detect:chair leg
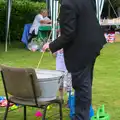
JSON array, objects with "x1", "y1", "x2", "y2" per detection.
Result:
[
  {"x1": 42, "y1": 105, "x2": 48, "y2": 120},
  {"x1": 42, "y1": 101, "x2": 63, "y2": 120},
  {"x1": 24, "y1": 106, "x2": 27, "y2": 120},
  {"x1": 3, "y1": 101, "x2": 10, "y2": 120},
  {"x1": 59, "y1": 101, "x2": 63, "y2": 120}
]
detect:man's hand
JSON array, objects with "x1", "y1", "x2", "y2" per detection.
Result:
[{"x1": 42, "y1": 43, "x2": 50, "y2": 52}]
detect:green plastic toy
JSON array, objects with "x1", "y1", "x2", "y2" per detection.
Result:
[
  {"x1": 91, "y1": 105, "x2": 110, "y2": 120},
  {"x1": 9, "y1": 105, "x2": 18, "y2": 110}
]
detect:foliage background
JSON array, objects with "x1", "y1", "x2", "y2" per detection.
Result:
[{"x1": 0, "y1": 0, "x2": 46, "y2": 42}]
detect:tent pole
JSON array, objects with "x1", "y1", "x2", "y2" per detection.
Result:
[
  {"x1": 46, "y1": 0, "x2": 50, "y2": 17},
  {"x1": 96, "y1": 0, "x2": 98, "y2": 19},
  {"x1": 52, "y1": 0, "x2": 59, "y2": 41},
  {"x1": 96, "y1": 0, "x2": 104, "y2": 22},
  {"x1": 50, "y1": 0, "x2": 53, "y2": 19},
  {"x1": 52, "y1": 0, "x2": 56, "y2": 41},
  {"x1": 5, "y1": 0, "x2": 12, "y2": 52},
  {"x1": 100, "y1": 0, "x2": 105, "y2": 18}
]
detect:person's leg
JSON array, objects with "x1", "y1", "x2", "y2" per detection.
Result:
[
  {"x1": 28, "y1": 30, "x2": 36, "y2": 43},
  {"x1": 90, "y1": 58, "x2": 96, "y2": 85},
  {"x1": 71, "y1": 59, "x2": 96, "y2": 120},
  {"x1": 64, "y1": 72, "x2": 72, "y2": 92},
  {"x1": 64, "y1": 72, "x2": 72, "y2": 107},
  {"x1": 28, "y1": 34, "x2": 33, "y2": 43}
]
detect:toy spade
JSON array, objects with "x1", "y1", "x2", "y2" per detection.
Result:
[{"x1": 91, "y1": 105, "x2": 110, "y2": 120}]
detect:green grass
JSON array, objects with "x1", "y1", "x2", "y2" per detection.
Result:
[{"x1": 0, "y1": 42, "x2": 120, "y2": 119}]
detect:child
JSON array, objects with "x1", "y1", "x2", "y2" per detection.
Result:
[{"x1": 55, "y1": 49, "x2": 72, "y2": 103}]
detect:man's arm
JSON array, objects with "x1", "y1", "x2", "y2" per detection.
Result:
[{"x1": 49, "y1": 5, "x2": 77, "y2": 53}]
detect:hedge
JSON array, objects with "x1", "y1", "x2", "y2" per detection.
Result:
[{"x1": 0, "y1": 0, "x2": 46, "y2": 42}]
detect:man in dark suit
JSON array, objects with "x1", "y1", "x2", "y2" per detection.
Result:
[{"x1": 43, "y1": 0, "x2": 106, "y2": 119}]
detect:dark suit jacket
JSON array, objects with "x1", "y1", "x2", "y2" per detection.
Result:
[{"x1": 49, "y1": 0, "x2": 106, "y2": 72}]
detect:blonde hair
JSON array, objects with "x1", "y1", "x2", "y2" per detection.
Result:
[{"x1": 40, "y1": 9, "x2": 48, "y2": 14}]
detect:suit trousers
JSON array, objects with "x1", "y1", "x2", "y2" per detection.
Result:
[{"x1": 71, "y1": 58, "x2": 96, "y2": 120}]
